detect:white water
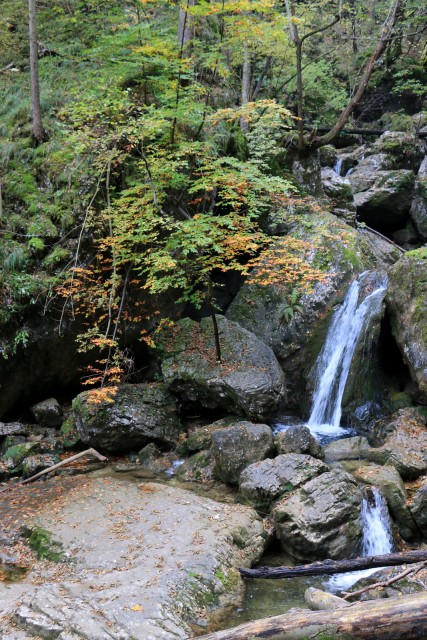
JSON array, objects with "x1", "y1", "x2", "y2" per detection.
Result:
[
  {"x1": 307, "y1": 272, "x2": 387, "y2": 438},
  {"x1": 327, "y1": 487, "x2": 393, "y2": 592},
  {"x1": 333, "y1": 158, "x2": 343, "y2": 175}
]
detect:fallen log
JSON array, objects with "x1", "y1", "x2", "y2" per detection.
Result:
[
  {"x1": 198, "y1": 591, "x2": 427, "y2": 640},
  {"x1": 239, "y1": 550, "x2": 427, "y2": 579}
]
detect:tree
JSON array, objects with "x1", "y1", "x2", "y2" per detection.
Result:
[{"x1": 28, "y1": 0, "x2": 45, "y2": 143}]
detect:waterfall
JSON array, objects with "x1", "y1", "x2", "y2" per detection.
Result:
[
  {"x1": 328, "y1": 487, "x2": 393, "y2": 592},
  {"x1": 307, "y1": 272, "x2": 387, "y2": 437},
  {"x1": 333, "y1": 158, "x2": 343, "y2": 175}
]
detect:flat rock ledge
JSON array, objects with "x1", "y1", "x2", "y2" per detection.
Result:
[{"x1": 0, "y1": 478, "x2": 266, "y2": 640}]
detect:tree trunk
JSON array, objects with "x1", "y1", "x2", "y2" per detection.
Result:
[
  {"x1": 239, "y1": 45, "x2": 251, "y2": 131},
  {"x1": 178, "y1": 0, "x2": 195, "y2": 53},
  {"x1": 28, "y1": 0, "x2": 45, "y2": 143},
  {"x1": 198, "y1": 591, "x2": 427, "y2": 640},
  {"x1": 239, "y1": 550, "x2": 427, "y2": 579}
]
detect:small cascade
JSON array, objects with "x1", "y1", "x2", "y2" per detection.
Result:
[
  {"x1": 333, "y1": 157, "x2": 343, "y2": 175},
  {"x1": 328, "y1": 487, "x2": 393, "y2": 592},
  {"x1": 307, "y1": 271, "x2": 387, "y2": 438}
]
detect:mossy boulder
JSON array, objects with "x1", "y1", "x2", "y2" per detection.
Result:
[
  {"x1": 387, "y1": 250, "x2": 427, "y2": 401},
  {"x1": 238, "y1": 453, "x2": 329, "y2": 511},
  {"x1": 72, "y1": 382, "x2": 182, "y2": 454},
  {"x1": 161, "y1": 315, "x2": 285, "y2": 420},
  {"x1": 227, "y1": 211, "x2": 397, "y2": 407},
  {"x1": 272, "y1": 469, "x2": 363, "y2": 561},
  {"x1": 1, "y1": 441, "x2": 39, "y2": 474},
  {"x1": 370, "y1": 132, "x2": 425, "y2": 171}
]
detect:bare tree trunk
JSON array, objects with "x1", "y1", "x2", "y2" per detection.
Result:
[
  {"x1": 239, "y1": 45, "x2": 251, "y2": 130},
  {"x1": 28, "y1": 0, "x2": 45, "y2": 143},
  {"x1": 178, "y1": 0, "x2": 195, "y2": 53}
]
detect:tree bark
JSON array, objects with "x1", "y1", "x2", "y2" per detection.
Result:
[
  {"x1": 28, "y1": 0, "x2": 45, "y2": 143},
  {"x1": 239, "y1": 550, "x2": 427, "y2": 579},
  {"x1": 198, "y1": 591, "x2": 427, "y2": 640},
  {"x1": 239, "y1": 45, "x2": 251, "y2": 131},
  {"x1": 178, "y1": 0, "x2": 195, "y2": 53}
]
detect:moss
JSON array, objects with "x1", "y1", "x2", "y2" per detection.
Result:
[
  {"x1": 59, "y1": 416, "x2": 80, "y2": 449},
  {"x1": 214, "y1": 567, "x2": 240, "y2": 592},
  {"x1": 405, "y1": 247, "x2": 427, "y2": 261},
  {"x1": 389, "y1": 392, "x2": 414, "y2": 412},
  {"x1": 1, "y1": 442, "x2": 36, "y2": 465},
  {"x1": 26, "y1": 527, "x2": 64, "y2": 562}
]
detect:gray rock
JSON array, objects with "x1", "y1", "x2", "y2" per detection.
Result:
[
  {"x1": 353, "y1": 464, "x2": 418, "y2": 540},
  {"x1": 275, "y1": 425, "x2": 324, "y2": 459},
  {"x1": 73, "y1": 383, "x2": 182, "y2": 454},
  {"x1": 5, "y1": 479, "x2": 266, "y2": 640},
  {"x1": 21, "y1": 454, "x2": 61, "y2": 479},
  {"x1": 30, "y1": 398, "x2": 62, "y2": 428},
  {"x1": 211, "y1": 421, "x2": 274, "y2": 484},
  {"x1": 161, "y1": 316, "x2": 285, "y2": 421},
  {"x1": 375, "y1": 409, "x2": 427, "y2": 480},
  {"x1": 370, "y1": 131, "x2": 425, "y2": 171},
  {"x1": 0, "y1": 422, "x2": 30, "y2": 437},
  {"x1": 319, "y1": 145, "x2": 337, "y2": 168},
  {"x1": 387, "y1": 252, "x2": 427, "y2": 402},
  {"x1": 324, "y1": 436, "x2": 373, "y2": 462},
  {"x1": 238, "y1": 453, "x2": 329, "y2": 510},
  {"x1": 409, "y1": 483, "x2": 427, "y2": 536},
  {"x1": 409, "y1": 156, "x2": 427, "y2": 239},
  {"x1": 321, "y1": 168, "x2": 354, "y2": 208},
  {"x1": 292, "y1": 152, "x2": 324, "y2": 195},
  {"x1": 352, "y1": 170, "x2": 415, "y2": 230},
  {"x1": 1, "y1": 442, "x2": 40, "y2": 474},
  {"x1": 272, "y1": 470, "x2": 362, "y2": 560},
  {"x1": 1, "y1": 435, "x2": 26, "y2": 455},
  {"x1": 349, "y1": 155, "x2": 394, "y2": 194}
]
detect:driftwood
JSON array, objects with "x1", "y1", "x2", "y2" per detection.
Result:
[
  {"x1": 198, "y1": 591, "x2": 427, "y2": 640},
  {"x1": 343, "y1": 561, "x2": 427, "y2": 600},
  {"x1": 0, "y1": 448, "x2": 107, "y2": 493},
  {"x1": 239, "y1": 550, "x2": 427, "y2": 579}
]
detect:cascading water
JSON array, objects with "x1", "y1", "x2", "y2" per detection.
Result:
[
  {"x1": 307, "y1": 271, "x2": 388, "y2": 438},
  {"x1": 333, "y1": 158, "x2": 343, "y2": 175},
  {"x1": 328, "y1": 487, "x2": 393, "y2": 592}
]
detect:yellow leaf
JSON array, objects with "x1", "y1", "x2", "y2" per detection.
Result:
[{"x1": 130, "y1": 604, "x2": 143, "y2": 611}]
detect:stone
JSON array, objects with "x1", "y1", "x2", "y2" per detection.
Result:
[
  {"x1": 292, "y1": 152, "x2": 324, "y2": 196},
  {"x1": 211, "y1": 421, "x2": 274, "y2": 484},
  {"x1": 387, "y1": 255, "x2": 427, "y2": 402},
  {"x1": 324, "y1": 436, "x2": 373, "y2": 462},
  {"x1": 0, "y1": 422, "x2": 30, "y2": 438},
  {"x1": 319, "y1": 145, "x2": 337, "y2": 168},
  {"x1": 0, "y1": 435, "x2": 26, "y2": 455},
  {"x1": 30, "y1": 398, "x2": 62, "y2": 428},
  {"x1": 176, "y1": 450, "x2": 214, "y2": 483},
  {"x1": 353, "y1": 464, "x2": 418, "y2": 540},
  {"x1": 1, "y1": 442, "x2": 40, "y2": 474},
  {"x1": 227, "y1": 211, "x2": 398, "y2": 408},
  {"x1": 272, "y1": 470, "x2": 362, "y2": 561},
  {"x1": 2, "y1": 478, "x2": 266, "y2": 640},
  {"x1": 238, "y1": 453, "x2": 329, "y2": 510},
  {"x1": 275, "y1": 425, "x2": 324, "y2": 459},
  {"x1": 409, "y1": 483, "x2": 427, "y2": 536},
  {"x1": 321, "y1": 168, "x2": 354, "y2": 208},
  {"x1": 21, "y1": 454, "x2": 61, "y2": 479},
  {"x1": 161, "y1": 316, "x2": 285, "y2": 421},
  {"x1": 348, "y1": 154, "x2": 394, "y2": 193},
  {"x1": 375, "y1": 409, "x2": 427, "y2": 480},
  {"x1": 409, "y1": 156, "x2": 427, "y2": 239},
  {"x1": 59, "y1": 417, "x2": 80, "y2": 449},
  {"x1": 73, "y1": 383, "x2": 182, "y2": 454},
  {"x1": 370, "y1": 131, "x2": 425, "y2": 171},
  {"x1": 352, "y1": 169, "x2": 415, "y2": 230}
]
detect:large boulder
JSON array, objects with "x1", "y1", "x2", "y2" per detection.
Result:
[
  {"x1": 370, "y1": 131, "x2": 425, "y2": 171},
  {"x1": 238, "y1": 453, "x2": 329, "y2": 510},
  {"x1": 272, "y1": 469, "x2": 363, "y2": 561},
  {"x1": 30, "y1": 397, "x2": 62, "y2": 428},
  {"x1": 1, "y1": 478, "x2": 266, "y2": 639},
  {"x1": 161, "y1": 316, "x2": 285, "y2": 420},
  {"x1": 73, "y1": 383, "x2": 182, "y2": 454},
  {"x1": 387, "y1": 250, "x2": 427, "y2": 402},
  {"x1": 227, "y1": 211, "x2": 399, "y2": 407},
  {"x1": 275, "y1": 425, "x2": 324, "y2": 459},
  {"x1": 376, "y1": 409, "x2": 427, "y2": 480},
  {"x1": 351, "y1": 169, "x2": 415, "y2": 231},
  {"x1": 324, "y1": 436, "x2": 373, "y2": 462},
  {"x1": 353, "y1": 464, "x2": 418, "y2": 540},
  {"x1": 409, "y1": 482, "x2": 427, "y2": 537},
  {"x1": 409, "y1": 156, "x2": 427, "y2": 239},
  {"x1": 321, "y1": 168, "x2": 354, "y2": 208},
  {"x1": 211, "y1": 421, "x2": 274, "y2": 484}
]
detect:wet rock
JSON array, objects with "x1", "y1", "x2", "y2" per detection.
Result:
[
  {"x1": 176, "y1": 450, "x2": 214, "y2": 482},
  {"x1": 211, "y1": 421, "x2": 274, "y2": 484},
  {"x1": 387, "y1": 250, "x2": 427, "y2": 402},
  {"x1": 73, "y1": 383, "x2": 182, "y2": 454},
  {"x1": 21, "y1": 454, "x2": 61, "y2": 479},
  {"x1": 319, "y1": 145, "x2": 337, "y2": 168},
  {"x1": 5, "y1": 479, "x2": 266, "y2": 640},
  {"x1": 161, "y1": 316, "x2": 285, "y2": 421},
  {"x1": 227, "y1": 212, "x2": 396, "y2": 407},
  {"x1": 370, "y1": 131, "x2": 425, "y2": 171},
  {"x1": 176, "y1": 418, "x2": 238, "y2": 457},
  {"x1": 272, "y1": 470, "x2": 362, "y2": 561},
  {"x1": 292, "y1": 152, "x2": 324, "y2": 196},
  {"x1": 353, "y1": 464, "x2": 418, "y2": 540},
  {"x1": 138, "y1": 442, "x2": 161, "y2": 466},
  {"x1": 1, "y1": 442, "x2": 40, "y2": 474},
  {"x1": 275, "y1": 425, "x2": 324, "y2": 459},
  {"x1": 1, "y1": 435, "x2": 26, "y2": 455},
  {"x1": 348, "y1": 154, "x2": 394, "y2": 193},
  {"x1": 30, "y1": 398, "x2": 62, "y2": 428},
  {"x1": 59, "y1": 417, "x2": 80, "y2": 449},
  {"x1": 238, "y1": 453, "x2": 329, "y2": 510},
  {"x1": 409, "y1": 156, "x2": 427, "y2": 239}
]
